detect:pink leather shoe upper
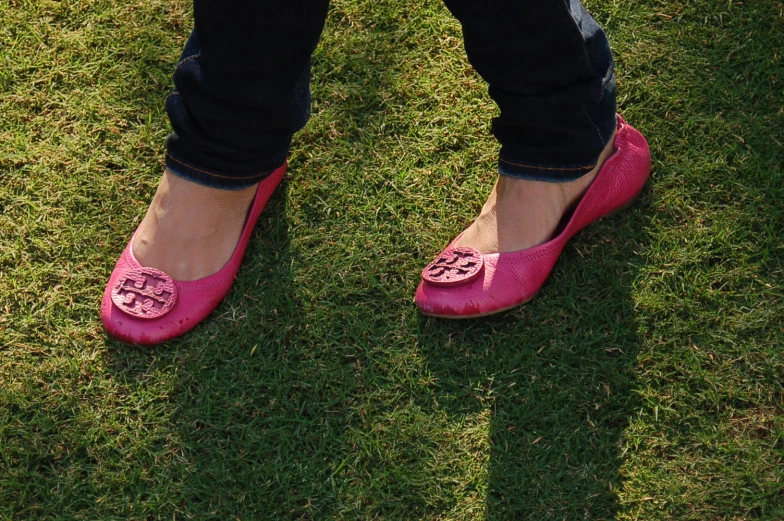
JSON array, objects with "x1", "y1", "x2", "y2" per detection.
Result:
[
  {"x1": 415, "y1": 116, "x2": 651, "y2": 318},
  {"x1": 101, "y1": 164, "x2": 286, "y2": 345}
]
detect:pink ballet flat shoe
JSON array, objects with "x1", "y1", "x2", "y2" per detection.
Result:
[
  {"x1": 101, "y1": 163, "x2": 286, "y2": 345},
  {"x1": 415, "y1": 116, "x2": 651, "y2": 319}
]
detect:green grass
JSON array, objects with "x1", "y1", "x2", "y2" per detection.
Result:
[{"x1": 1, "y1": 0, "x2": 782, "y2": 519}]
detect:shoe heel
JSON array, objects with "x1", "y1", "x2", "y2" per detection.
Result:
[{"x1": 604, "y1": 185, "x2": 646, "y2": 220}]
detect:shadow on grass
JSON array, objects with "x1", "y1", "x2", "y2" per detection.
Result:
[
  {"x1": 416, "y1": 189, "x2": 654, "y2": 520},
  {"x1": 99, "y1": 182, "x2": 338, "y2": 514}
]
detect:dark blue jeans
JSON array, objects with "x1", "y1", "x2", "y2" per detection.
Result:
[{"x1": 166, "y1": 0, "x2": 616, "y2": 189}]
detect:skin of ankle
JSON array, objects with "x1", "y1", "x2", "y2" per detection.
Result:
[
  {"x1": 132, "y1": 171, "x2": 259, "y2": 280},
  {"x1": 455, "y1": 133, "x2": 617, "y2": 254}
]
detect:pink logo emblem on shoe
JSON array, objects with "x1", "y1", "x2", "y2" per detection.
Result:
[
  {"x1": 422, "y1": 246, "x2": 484, "y2": 287},
  {"x1": 111, "y1": 267, "x2": 177, "y2": 319}
]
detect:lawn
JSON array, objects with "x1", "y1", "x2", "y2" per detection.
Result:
[{"x1": 0, "y1": 0, "x2": 782, "y2": 519}]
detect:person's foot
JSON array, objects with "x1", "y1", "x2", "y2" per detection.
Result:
[
  {"x1": 132, "y1": 170, "x2": 258, "y2": 281},
  {"x1": 454, "y1": 133, "x2": 617, "y2": 254}
]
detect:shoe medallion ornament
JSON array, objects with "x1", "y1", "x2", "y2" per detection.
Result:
[
  {"x1": 111, "y1": 267, "x2": 178, "y2": 319},
  {"x1": 422, "y1": 246, "x2": 484, "y2": 287}
]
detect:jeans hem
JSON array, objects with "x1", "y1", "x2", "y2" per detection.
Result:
[
  {"x1": 497, "y1": 157, "x2": 596, "y2": 182},
  {"x1": 165, "y1": 153, "x2": 274, "y2": 190}
]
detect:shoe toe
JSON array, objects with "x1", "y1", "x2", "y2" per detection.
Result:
[
  {"x1": 100, "y1": 257, "x2": 218, "y2": 345},
  {"x1": 415, "y1": 254, "x2": 546, "y2": 318}
]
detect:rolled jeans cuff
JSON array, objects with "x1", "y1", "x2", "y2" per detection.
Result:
[
  {"x1": 497, "y1": 157, "x2": 598, "y2": 182},
  {"x1": 165, "y1": 152, "x2": 277, "y2": 190},
  {"x1": 497, "y1": 108, "x2": 619, "y2": 183}
]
